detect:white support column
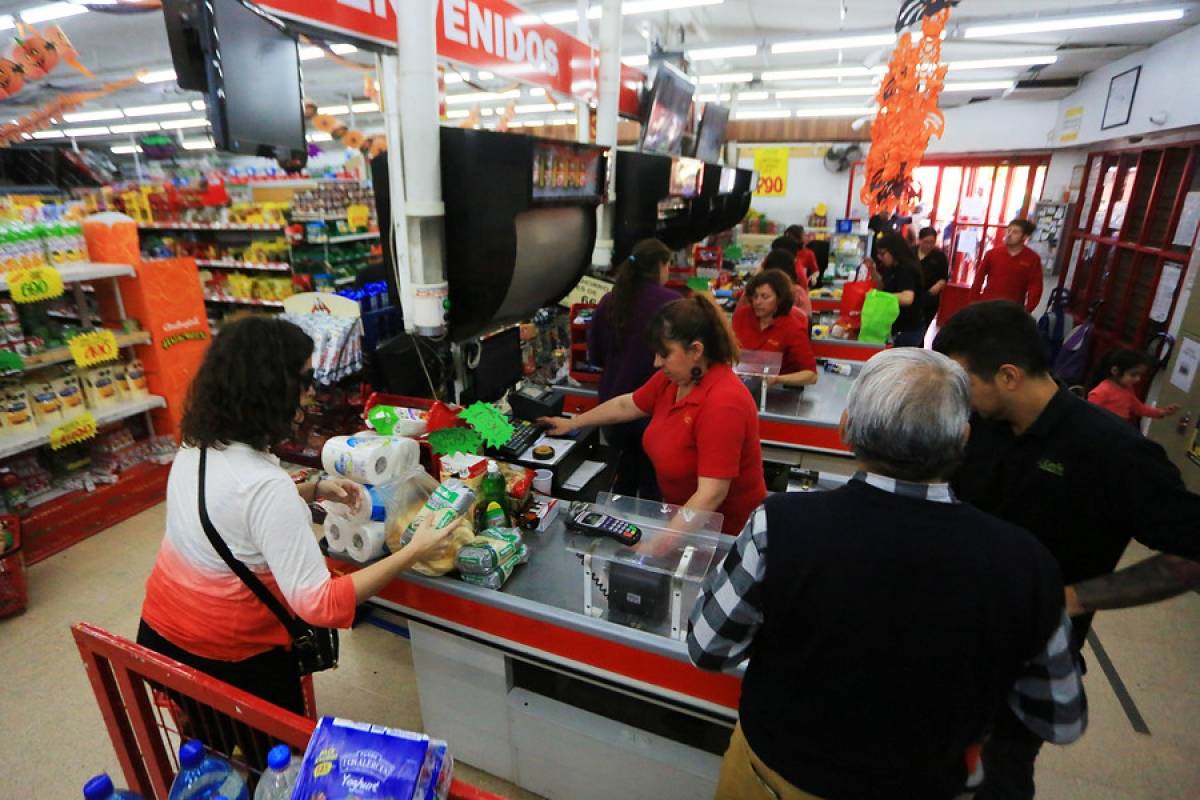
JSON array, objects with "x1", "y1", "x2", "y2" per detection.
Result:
[
  {"x1": 392, "y1": 0, "x2": 448, "y2": 336},
  {"x1": 378, "y1": 53, "x2": 416, "y2": 332},
  {"x1": 592, "y1": 0, "x2": 624, "y2": 270},
  {"x1": 576, "y1": 0, "x2": 592, "y2": 143}
]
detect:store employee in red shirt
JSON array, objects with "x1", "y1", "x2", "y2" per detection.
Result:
[
  {"x1": 732, "y1": 269, "x2": 818, "y2": 387},
  {"x1": 541, "y1": 295, "x2": 767, "y2": 534},
  {"x1": 971, "y1": 219, "x2": 1044, "y2": 312}
]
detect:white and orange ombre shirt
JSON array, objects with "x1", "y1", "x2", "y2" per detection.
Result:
[{"x1": 142, "y1": 443, "x2": 356, "y2": 662}]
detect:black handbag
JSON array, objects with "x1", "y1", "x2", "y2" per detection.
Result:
[{"x1": 197, "y1": 447, "x2": 338, "y2": 675}]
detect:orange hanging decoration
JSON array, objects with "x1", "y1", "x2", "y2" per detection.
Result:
[
  {"x1": 303, "y1": 101, "x2": 385, "y2": 156},
  {"x1": 860, "y1": 6, "x2": 952, "y2": 218},
  {"x1": 43, "y1": 24, "x2": 96, "y2": 80}
]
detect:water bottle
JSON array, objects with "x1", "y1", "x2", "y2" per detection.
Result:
[
  {"x1": 83, "y1": 773, "x2": 144, "y2": 799},
  {"x1": 168, "y1": 740, "x2": 250, "y2": 800},
  {"x1": 253, "y1": 745, "x2": 299, "y2": 800}
]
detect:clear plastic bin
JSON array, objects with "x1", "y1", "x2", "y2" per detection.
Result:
[
  {"x1": 735, "y1": 349, "x2": 783, "y2": 410},
  {"x1": 564, "y1": 493, "x2": 729, "y2": 640}
]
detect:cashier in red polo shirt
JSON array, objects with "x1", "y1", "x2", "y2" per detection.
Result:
[
  {"x1": 732, "y1": 269, "x2": 818, "y2": 388},
  {"x1": 540, "y1": 295, "x2": 766, "y2": 535}
]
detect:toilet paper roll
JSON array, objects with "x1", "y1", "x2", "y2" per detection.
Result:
[
  {"x1": 346, "y1": 521, "x2": 388, "y2": 563},
  {"x1": 323, "y1": 512, "x2": 354, "y2": 553},
  {"x1": 321, "y1": 483, "x2": 374, "y2": 525},
  {"x1": 321, "y1": 435, "x2": 419, "y2": 485}
]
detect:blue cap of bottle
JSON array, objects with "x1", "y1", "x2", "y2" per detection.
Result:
[
  {"x1": 179, "y1": 739, "x2": 206, "y2": 770},
  {"x1": 83, "y1": 774, "x2": 114, "y2": 800},
  {"x1": 266, "y1": 744, "x2": 291, "y2": 771}
]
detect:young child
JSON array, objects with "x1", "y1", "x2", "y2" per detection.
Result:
[{"x1": 1087, "y1": 349, "x2": 1179, "y2": 424}]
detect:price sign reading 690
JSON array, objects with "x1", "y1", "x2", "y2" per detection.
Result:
[{"x1": 8, "y1": 266, "x2": 65, "y2": 304}]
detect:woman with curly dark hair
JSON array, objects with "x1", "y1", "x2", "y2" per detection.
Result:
[{"x1": 137, "y1": 316, "x2": 458, "y2": 713}]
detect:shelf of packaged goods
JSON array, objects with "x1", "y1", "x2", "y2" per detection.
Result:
[
  {"x1": 203, "y1": 294, "x2": 286, "y2": 308},
  {"x1": 0, "y1": 262, "x2": 134, "y2": 292},
  {"x1": 0, "y1": 395, "x2": 166, "y2": 461},
  {"x1": 323, "y1": 232, "x2": 380, "y2": 244},
  {"x1": 20, "y1": 331, "x2": 151, "y2": 371},
  {"x1": 139, "y1": 222, "x2": 286, "y2": 232},
  {"x1": 195, "y1": 259, "x2": 291, "y2": 272}
]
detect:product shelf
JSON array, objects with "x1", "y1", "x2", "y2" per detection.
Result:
[
  {"x1": 20, "y1": 331, "x2": 151, "y2": 371},
  {"x1": 0, "y1": 395, "x2": 165, "y2": 461},
  {"x1": 195, "y1": 259, "x2": 291, "y2": 272},
  {"x1": 325, "y1": 232, "x2": 380, "y2": 244},
  {"x1": 203, "y1": 293, "x2": 286, "y2": 308},
  {"x1": 0, "y1": 262, "x2": 135, "y2": 291},
  {"x1": 139, "y1": 222, "x2": 286, "y2": 232}
]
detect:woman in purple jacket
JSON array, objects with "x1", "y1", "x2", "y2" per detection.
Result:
[{"x1": 589, "y1": 239, "x2": 679, "y2": 499}]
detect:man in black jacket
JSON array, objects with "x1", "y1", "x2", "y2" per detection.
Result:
[
  {"x1": 934, "y1": 301, "x2": 1200, "y2": 799},
  {"x1": 688, "y1": 348, "x2": 1085, "y2": 800}
]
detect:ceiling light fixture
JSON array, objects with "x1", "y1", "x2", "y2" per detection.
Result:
[
  {"x1": 948, "y1": 55, "x2": 1058, "y2": 70},
  {"x1": 771, "y1": 32, "x2": 895, "y2": 54},
  {"x1": 182, "y1": 138, "x2": 216, "y2": 151},
  {"x1": 0, "y1": 16, "x2": 14, "y2": 31},
  {"x1": 475, "y1": 71, "x2": 494, "y2": 80},
  {"x1": 317, "y1": 105, "x2": 350, "y2": 115},
  {"x1": 19, "y1": 3, "x2": 88, "y2": 25},
  {"x1": 762, "y1": 66, "x2": 878, "y2": 81},
  {"x1": 350, "y1": 102, "x2": 379, "y2": 113},
  {"x1": 688, "y1": 44, "x2": 758, "y2": 61},
  {"x1": 792, "y1": 106, "x2": 878, "y2": 118},
  {"x1": 31, "y1": 130, "x2": 64, "y2": 140},
  {"x1": 111, "y1": 145, "x2": 142, "y2": 155},
  {"x1": 63, "y1": 126, "x2": 111, "y2": 137},
  {"x1": 696, "y1": 93, "x2": 732, "y2": 103},
  {"x1": 330, "y1": 44, "x2": 358, "y2": 55},
  {"x1": 775, "y1": 86, "x2": 878, "y2": 99},
  {"x1": 534, "y1": 0, "x2": 722, "y2": 25},
  {"x1": 444, "y1": 109, "x2": 470, "y2": 119},
  {"x1": 124, "y1": 102, "x2": 193, "y2": 117},
  {"x1": 162, "y1": 118, "x2": 209, "y2": 129},
  {"x1": 139, "y1": 69, "x2": 178, "y2": 85},
  {"x1": 110, "y1": 122, "x2": 161, "y2": 134},
  {"x1": 445, "y1": 89, "x2": 522, "y2": 105},
  {"x1": 963, "y1": 8, "x2": 1186, "y2": 38},
  {"x1": 697, "y1": 72, "x2": 753, "y2": 84},
  {"x1": 299, "y1": 46, "x2": 324, "y2": 61},
  {"x1": 63, "y1": 109, "x2": 124, "y2": 123},
  {"x1": 738, "y1": 90, "x2": 770, "y2": 101},
  {"x1": 733, "y1": 109, "x2": 793, "y2": 120},
  {"x1": 515, "y1": 103, "x2": 558, "y2": 114},
  {"x1": 623, "y1": 54, "x2": 650, "y2": 67},
  {"x1": 307, "y1": 132, "x2": 334, "y2": 142},
  {"x1": 191, "y1": 100, "x2": 206, "y2": 111},
  {"x1": 942, "y1": 80, "x2": 1016, "y2": 92}
]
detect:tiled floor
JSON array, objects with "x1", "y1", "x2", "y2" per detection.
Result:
[{"x1": 1, "y1": 505, "x2": 1197, "y2": 799}]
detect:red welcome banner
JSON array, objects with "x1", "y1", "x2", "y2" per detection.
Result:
[{"x1": 255, "y1": 0, "x2": 645, "y2": 116}]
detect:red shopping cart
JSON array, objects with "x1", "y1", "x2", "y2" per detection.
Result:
[{"x1": 72, "y1": 622, "x2": 506, "y2": 800}]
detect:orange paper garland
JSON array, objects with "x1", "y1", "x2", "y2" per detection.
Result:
[{"x1": 860, "y1": 9, "x2": 950, "y2": 218}]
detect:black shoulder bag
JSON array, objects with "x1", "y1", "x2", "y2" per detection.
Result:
[{"x1": 197, "y1": 447, "x2": 338, "y2": 675}]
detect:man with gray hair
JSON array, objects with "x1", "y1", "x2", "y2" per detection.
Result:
[{"x1": 688, "y1": 349, "x2": 1085, "y2": 800}]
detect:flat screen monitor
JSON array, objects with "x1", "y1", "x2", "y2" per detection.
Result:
[
  {"x1": 694, "y1": 103, "x2": 730, "y2": 163},
  {"x1": 639, "y1": 63, "x2": 695, "y2": 157},
  {"x1": 164, "y1": 0, "x2": 306, "y2": 164}
]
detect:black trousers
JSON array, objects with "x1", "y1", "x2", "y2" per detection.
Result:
[
  {"x1": 603, "y1": 421, "x2": 661, "y2": 501},
  {"x1": 137, "y1": 620, "x2": 304, "y2": 773},
  {"x1": 974, "y1": 706, "x2": 1044, "y2": 799}
]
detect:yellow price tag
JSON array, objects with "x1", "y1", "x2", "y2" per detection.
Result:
[
  {"x1": 346, "y1": 204, "x2": 370, "y2": 230},
  {"x1": 8, "y1": 265, "x2": 65, "y2": 304},
  {"x1": 752, "y1": 147, "x2": 790, "y2": 197},
  {"x1": 559, "y1": 275, "x2": 614, "y2": 309},
  {"x1": 69, "y1": 329, "x2": 121, "y2": 368},
  {"x1": 50, "y1": 412, "x2": 98, "y2": 450}
]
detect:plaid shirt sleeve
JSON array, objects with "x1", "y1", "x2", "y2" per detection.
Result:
[
  {"x1": 686, "y1": 506, "x2": 767, "y2": 672},
  {"x1": 1007, "y1": 611, "x2": 1088, "y2": 744}
]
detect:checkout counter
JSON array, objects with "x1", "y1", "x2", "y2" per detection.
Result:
[{"x1": 329, "y1": 476, "x2": 850, "y2": 800}]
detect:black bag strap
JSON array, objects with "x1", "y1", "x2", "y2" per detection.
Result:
[{"x1": 197, "y1": 447, "x2": 310, "y2": 642}]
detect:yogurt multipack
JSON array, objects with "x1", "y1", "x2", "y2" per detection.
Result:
[{"x1": 292, "y1": 716, "x2": 453, "y2": 800}]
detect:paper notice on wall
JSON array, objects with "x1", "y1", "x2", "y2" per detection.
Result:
[
  {"x1": 1171, "y1": 337, "x2": 1200, "y2": 393},
  {"x1": 1172, "y1": 191, "x2": 1200, "y2": 247},
  {"x1": 560, "y1": 275, "x2": 614, "y2": 309},
  {"x1": 1150, "y1": 263, "x2": 1183, "y2": 323},
  {"x1": 1059, "y1": 106, "x2": 1084, "y2": 144}
]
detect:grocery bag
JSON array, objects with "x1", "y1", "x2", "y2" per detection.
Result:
[
  {"x1": 859, "y1": 290, "x2": 900, "y2": 344},
  {"x1": 835, "y1": 279, "x2": 873, "y2": 332}
]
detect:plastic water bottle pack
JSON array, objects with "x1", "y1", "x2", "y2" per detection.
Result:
[
  {"x1": 253, "y1": 744, "x2": 299, "y2": 800},
  {"x1": 83, "y1": 773, "x2": 143, "y2": 799},
  {"x1": 168, "y1": 740, "x2": 249, "y2": 800}
]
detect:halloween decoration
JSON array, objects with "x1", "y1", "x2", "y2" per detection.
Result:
[
  {"x1": 303, "y1": 101, "x2": 386, "y2": 156},
  {"x1": 859, "y1": 7, "x2": 952, "y2": 218}
]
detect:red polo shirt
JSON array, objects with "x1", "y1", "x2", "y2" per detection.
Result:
[
  {"x1": 732, "y1": 303, "x2": 817, "y2": 375},
  {"x1": 632, "y1": 364, "x2": 767, "y2": 534},
  {"x1": 971, "y1": 245, "x2": 1044, "y2": 312},
  {"x1": 795, "y1": 247, "x2": 819, "y2": 280}
]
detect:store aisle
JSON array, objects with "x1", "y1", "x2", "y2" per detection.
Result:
[{"x1": 1, "y1": 506, "x2": 1197, "y2": 799}]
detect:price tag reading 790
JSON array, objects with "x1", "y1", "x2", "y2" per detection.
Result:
[{"x1": 7, "y1": 266, "x2": 65, "y2": 304}]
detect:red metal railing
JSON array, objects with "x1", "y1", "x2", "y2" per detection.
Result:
[{"x1": 72, "y1": 623, "x2": 505, "y2": 800}]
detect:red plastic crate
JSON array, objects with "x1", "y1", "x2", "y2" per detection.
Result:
[
  {"x1": 568, "y1": 303, "x2": 601, "y2": 385},
  {"x1": 0, "y1": 514, "x2": 28, "y2": 618}
]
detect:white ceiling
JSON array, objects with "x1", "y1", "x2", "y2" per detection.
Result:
[{"x1": 0, "y1": 0, "x2": 1194, "y2": 150}]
